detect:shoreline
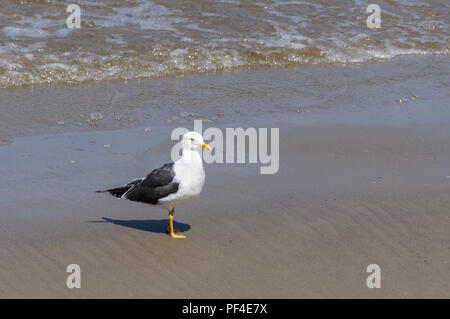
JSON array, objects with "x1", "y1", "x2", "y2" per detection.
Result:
[{"x1": 1, "y1": 55, "x2": 450, "y2": 298}]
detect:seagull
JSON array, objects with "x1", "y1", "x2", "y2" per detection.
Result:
[{"x1": 97, "y1": 131, "x2": 211, "y2": 239}]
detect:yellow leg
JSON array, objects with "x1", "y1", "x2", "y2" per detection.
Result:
[
  {"x1": 166, "y1": 222, "x2": 181, "y2": 234},
  {"x1": 168, "y1": 208, "x2": 186, "y2": 239}
]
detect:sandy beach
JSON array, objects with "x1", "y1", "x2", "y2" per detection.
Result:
[{"x1": 0, "y1": 55, "x2": 449, "y2": 298}]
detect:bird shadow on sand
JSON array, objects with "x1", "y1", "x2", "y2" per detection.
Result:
[{"x1": 89, "y1": 217, "x2": 191, "y2": 234}]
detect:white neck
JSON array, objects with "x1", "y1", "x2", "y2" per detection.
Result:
[{"x1": 180, "y1": 148, "x2": 203, "y2": 165}]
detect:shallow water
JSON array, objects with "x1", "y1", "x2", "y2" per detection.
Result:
[
  {"x1": 0, "y1": 55, "x2": 448, "y2": 143},
  {"x1": 0, "y1": 0, "x2": 448, "y2": 88}
]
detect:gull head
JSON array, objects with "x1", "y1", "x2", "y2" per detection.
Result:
[{"x1": 182, "y1": 131, "x2": 211, "y2": 152}]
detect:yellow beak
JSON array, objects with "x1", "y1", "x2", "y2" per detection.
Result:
[{"x1": 202, "y1": 143, "x2": 211, "y2": 151}]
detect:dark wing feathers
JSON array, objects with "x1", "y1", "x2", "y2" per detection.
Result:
[
  {"x1": 97, "y1": 163, "x2": 179, "y2": 205},
  {"x1": 140, "y1": 163, "x2": 176, "y2": 189},
  {"x1": 96, "y1": 186, "x2": 131, "y2": 198},
  {"x1": 96, "y1": 177, "x2": 144, "y2": 198}
]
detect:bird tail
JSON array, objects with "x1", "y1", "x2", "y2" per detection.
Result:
[{"x1": 96, "y1": 186, "x2": 132, "y2": 198}]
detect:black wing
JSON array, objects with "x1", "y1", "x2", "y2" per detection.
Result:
[{"x1": 121, "y1": 163, "x2": 179, "y2": 205}]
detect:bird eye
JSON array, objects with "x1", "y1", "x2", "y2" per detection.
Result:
[{"x1": 190, "y1": 138, "x2": 195, "y2": 142}]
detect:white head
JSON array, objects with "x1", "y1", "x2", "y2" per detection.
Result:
[{"x1": 181, "y1": 131, "x2": 211, "y2": 153}]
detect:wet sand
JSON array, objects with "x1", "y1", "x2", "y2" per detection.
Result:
[{"x1": 0, "y1": 56, "x2": 449, "y2": 298}]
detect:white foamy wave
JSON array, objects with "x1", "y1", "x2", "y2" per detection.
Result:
[{"x1": 0, "y1": 0, "x2": 448, "y2": 88}]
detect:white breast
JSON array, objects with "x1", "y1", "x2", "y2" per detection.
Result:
[{"x1": 157, "y1": 150, "x2": 205, "y2": 209}]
